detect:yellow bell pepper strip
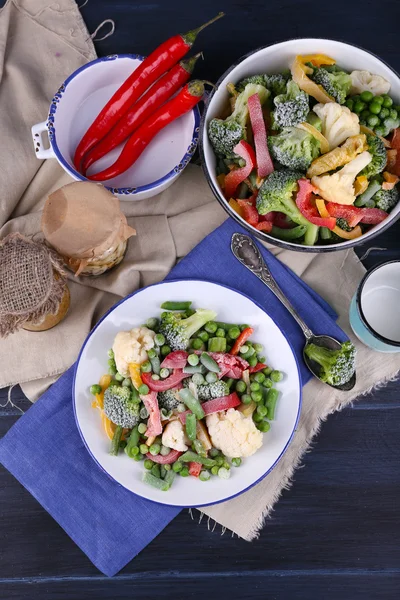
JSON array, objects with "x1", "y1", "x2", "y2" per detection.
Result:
[
  {"x1": 300, "y1": 54, "x2": 336, "y2": 67},
  {"x1": 229, "y1": 198, "x2": 245, "y2": 218},
  {"x1": 382, "y1": 171, "x2": 400, "y2": 190},
  {"x1": 307, "y1": 134, "x2": 366, "y2": 177},
  {"x1": 217, "y1": 173, "x2": 225, "y2": 190},
  {"x1": 101, "y1": 411, "x2": 117, "y2": 440},
  {"x1": 99, "y1": 374, "x2": 112, "y2": 391},
  {"x1": 298, "y1": 122, "x2": 330, "y2": 154},
  {"x1": 129, "y1": 363, "x2": 143, "y2": 390},
  {"x1": 95, "y1": 373, "x2": 128, "y2": 441},
  {"x1": 354, "y1": 175, "x2": 368, "y2": 196},
  {"x1": 316, "y1": 198, "x2": 362, "y2": 239},
  {"x1": 92, "y1": 373, "x2": 112, "y2": 409},
  {"x1": 291, "y1": 55, "x2": 335, "y2": 104}
]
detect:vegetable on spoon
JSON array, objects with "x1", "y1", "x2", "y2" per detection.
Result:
[
  {"x1": 88, "y1": 80, "x2": 205, "y2": 181},
  {"x1": 73, "y1": 12, "x2": 224, "y2": 170},
  {"x1": 81, "y1": 54, "x2": 202, "y2": 175}
]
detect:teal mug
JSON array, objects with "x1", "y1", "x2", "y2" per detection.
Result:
[{"x1": 349, "y1": 260, "x2": 400, "y2": 353}]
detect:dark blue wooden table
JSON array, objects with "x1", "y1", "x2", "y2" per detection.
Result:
[{"x1": 1, "y1": 1, "x2": 400, "y2": 598}]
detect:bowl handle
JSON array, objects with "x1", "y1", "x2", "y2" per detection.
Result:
[{"x1": 31, "y1": 121, "x2": 55, "y2": 159}]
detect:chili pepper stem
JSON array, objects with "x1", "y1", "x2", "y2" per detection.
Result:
[
  {"x1": 180, "y1": 52, "x2": 203, "y2": 74},
  {"x1": 187, "y1": 80, "x2": 205, "y2": 97},
  {"x1": 181, "y1": 12, "x2": 224, "y2": 46}
]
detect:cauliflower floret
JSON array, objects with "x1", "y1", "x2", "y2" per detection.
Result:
[
  {"x1": 311, "y1": 151, "x2": 372, "y2": 205},
  {"x1": 206, "y1": 408, "x2": 263, "y2": 458},
  {"x1": 313, "y1": 102, "x2": 360, "y2": 149},
  {"x1": 350, "y1": 70, "x2": 390, "y2": 96},
  {"x1": 162, "y1": 420, "x2": 189, "y2": 452},
  {"x1": 112, "y1": 326, "x2": 155, "y2": 377}
]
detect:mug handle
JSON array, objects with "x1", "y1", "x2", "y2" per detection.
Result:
[{"x1": 31, "y1": 121, "x2": 55, "y2": 159}]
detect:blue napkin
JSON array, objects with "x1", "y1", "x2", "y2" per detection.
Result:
[{"x1": 0, "y1": 220, "x2": 347, "y2": 576}]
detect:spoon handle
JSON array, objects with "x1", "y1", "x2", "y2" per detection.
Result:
[{"x1": 231, "y1": 233, "x2": 314, "y2": 340}]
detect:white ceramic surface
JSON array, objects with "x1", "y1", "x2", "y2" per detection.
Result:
[
  {"x1": 361, "y1": 262, "x2": 400, "y2": 342},
  {"x1": 201, "y1": 39, "x2": 400, "y2": 250},
  {"x1": 31, "y1": 55, "x2": 200, "y2": 201},
  {"x1": 73, "y1": 280, "x2": 301, "y2": 507}
]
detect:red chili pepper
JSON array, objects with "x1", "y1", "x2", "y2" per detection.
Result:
[
  {"x1": 237, "y1": 199, "x2": 259, "y2": 227},
  {"x1": 140, "y1": 392, "x2": 162, "y2": 437},
  {"x1": 141, "y1": 369, "x2": 189, "y2": 392},
  {"x1": 230, "y1": 327, "x2": 254, "y2": 356},
  {"x1": 146, "y1": 449, "x2": 182, "y2": 464},
  {"x1": 88, "y1": 80, "x2": 204, "y2": 181},
  {"x1": 255, "y1": 221, "x2": 273, "y2": 232},
  {"x1": 295, "y1": 179, "x2": 336, "y2": 230},
  {"x1": 160, "y1": 350, "x2": 189, "y2": 370},
  {"x1": 325, "y1": 202, "x2": 388, "y2": 226},
  {"x1": 189, "y1": 462, "x2": 202, "y2": 477},
  {"x1": 249, "y1": 363, "x2": 267, "y2": 373},
  {"x1": 81, "y1": 54, "x2": 201, "y2": 175},
  {"x1": 247, "y1": 93, "x2": 274, "y2": 178},
  {"x1": 224, "y1": 141, "x2": 256, "y2": 199},
  {"x1": 73, "y1": 13, "x2": 223, "y2": 170}
]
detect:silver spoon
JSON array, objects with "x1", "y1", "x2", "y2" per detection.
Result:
[{"x1": 231, "y1": 233, "x2": 356, "y2": 391}]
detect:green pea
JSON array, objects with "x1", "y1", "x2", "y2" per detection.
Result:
[
  {"x1": 191, "y1": 338, "x2": 204, "y2": 350},
  {"x1": 140, "y1": 361, "x2": 152, "y2": 373},
  {"x1": 241, "y1": 394, "x2": 252, "y2": 405},
  {"x1": 262, "y1": 378, "x2": 273, "y2": 389},
  {"x1": 369, "y1": 102, "x2": 381, "y2": 115},
  {"x1": 215, "y1": 456, "x2": 225, "y2": 467},
  {"x1": 147, "y1": 348, "x2": 157, "y2": 359},
  {"x1": 257, "y1": 355, "x2": 266, "y2": 364},
  {"x1": 204, "y1": 321, "x2": 218, "y2": 334},
  {"x1": 180, "y1": 467, "x2": 189, "y2": 477},
  {"x1": 108, "y1": 358, "x2": 116, "y2": 367},
  {"x1": 253, "y1": 343, "x2": 263, "y2": 354},
  {"x1": 154, "y1": 333, "x2": 165, "y2": 346},
  {"x1": 390, "y1": 109, "x2": 398, "y2": 120},
  {"x1": 187, "y1": 353, "x2": 199, "y2": 367},
  {"x1": 353, "y1": 100, "x2": 366, "y2": 114},
  {"x1": 149, "y1": 443, "x2": 161, "y2": 456},
  {"x1": 236, "y1": 380, "x2": 247, "y2": 394},
  {"x1": 256, "y1": 404, "x2": 268, "y2": 418},
  {"x1": 374, "y1": 125, "x2": 385, "y2": 136},
  {"x1": 228, "y1": 326, "x2": 241, "y2": 340},
  {"x1": 240, "y1": 324, "x2": 251, "y2": 331},
  {"x1": 251, "y1": 391, "x2": 263, "y2": 403},
  {"x1": 382, "y1": 95, "x2": 393, "y2": 108},
  {"x1": 231, "y1": 457, "x2": 242, "y2": 467},
  {"x1": 351, "y1": 94, "x2": 360, "y2": 103},
  {"x1": 192, "y1": 373, "x2": 205, "y2": 385},
  {"x1": 90, "y1": 384, "x2": 102, "y2": 395},
  {"x1": 239, "y1": 344, "x2": 249, "y2": 354},
  {"x1": 115, "y1": 372, "x2": 124, "y2": 382},
  {"x1": 134, "y1": 453, "x2": 144, "y2": 462},
  {"x1": 367, "y1": 115, "x2": 379, "y2": 127},
  {"x1": 248, "y1": 355, "x2": 258, "y2": 368},
  {"x1": 257, "y1": 421, "x2": 271, "y2": 433},
  {"x1": 254, "y1": 372, "x2": 265, "y2": 384},
  {"x1": 360, "y1": 109, "x2": 370, "y2": 120},
  {"x1": 263, "y1": 367, "x2": 273, "y2": 376},
  {"x1": 173, "y1": 461, "x2": 183, "y2": 473},
  {"x1": 345, "y1": 98, "x2": 354, "y2": 110},
  {"x1": 138, "y1": 383, "x2": 149, "y2": 395},
  {"x1": 374, "y1": 95, "x2": 384, "y2": 105},
  {"x1": 138, "y1": 422, "x2": 147, "y2": 435},
  {"x1": 160, "y1": 345, "x2": 171, "y2": 356},
  {"x1": 360, "y1": 90, "x2": 374, "y2": 103},
  {"x1": 108, "y1": 365, "x2": 117, "y2": 376},
  {"x1": 197, "y1": 330, "x2": 209, "y2": 343},
  {"x1": 270, "y1": 370, "x2": 283, "y2": 382},
  {"x1": 250, "y1": 382, "x2": 260, "y2": 392},
  {"x1": 215, "y1": 328, "x2": 226, "y2": 338},
  {"x1": 139, "y1": 444, "x2": 148, "y2": 455},
  {"x1": 379, "y1": 107, "x2": 390, "y2": 119},
  {"x1": 160, "y1": 445, "x2": 171, "y2": 456},
  {"x1": 211, "y1": 465, "x2": 219, "y2": 476},
  {"x1": 160, "y1": 368, "x2": 170, "y2": 379},
  {"x1": 253, "y1": 412, "x2": 263, "y2": 423},
  {"x1": 200, "y1": 470, "x2": 211, "y2": 481},
  {"x1": 144, "y1": 459, "x2": 153, "y2": 470},
  {"x1": 146, "y1": 317, "x2": 159, "y2": 331},
  {"x1": 206, "y1": 371, "x2": 218, "y2": 383},
  {"x1": 164, "y1": 464, "x2": 171, "y2": 471}
]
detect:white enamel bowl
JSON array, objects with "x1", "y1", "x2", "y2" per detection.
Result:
[
  {"x1": 31, "y1": 55, "x2": 200, "y2": 201},
  {"x1": 73, "y1": 280, "x2": 302, "y2": 507},
  {"x1": 200, "y1": 38, "x2": 400, "y2": 252}
]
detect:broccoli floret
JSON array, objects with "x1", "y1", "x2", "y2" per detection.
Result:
[
  {"x1": 208, "y1": 83, "x2": 270, "y2": 158},
  {"x1": 304, "y1": 340, "x2": 356, "y2": 387},
  {"x1": 306, "y1": 111, "x2": 322, "y2": 132},
  {"x1": 197, "y1": 381, "x2": 230, "y2": 401},
  {"x1": 272, "y1": 80, "x2": 309, "y2": 129},
  {"x1": 336, "y1": 218, "x2": 352, "y2": 231},
  {"x1": 360, "y1": 135, "x2": 387, "y2": 179},
  {"x1": 256, "y1": 170, "x2": 319, "y2": 245},
  {"x1": 268, "y1": 127, "x2": 321, "y2": 171},
  {"x1": 264, "y1": 73, "x2": 290, "y2": 97},
  {"x1": 103, "y1": 385, "x2": 140, "y2": 428},
  {"x1": 158, "y1": 389, "x2": 181, "y2": 411},
  {"x1": 159, "y1": 308, "x2": 217, "y2": 351},
  {"x1": 372, "y1": 186, "x2": 400, "y2": 212},
  {"x1": 236, "y1": 74, "x2": 267, "y2": 92},
  {"x1": 310, "y1": 66, "x2": 352, "y2": 104}
]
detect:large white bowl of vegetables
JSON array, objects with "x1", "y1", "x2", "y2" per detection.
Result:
[{"x1": 200, "y1": 39, "x2": 400, "y2": 251}]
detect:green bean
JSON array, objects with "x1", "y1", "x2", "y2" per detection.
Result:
[
  {"x1": 161, "y1": 345, "x2": 171, "y2": 356},
  {"x1": 144, "y1": 459, "x2": 153, "y2": 470},
  {"x1": 142, "y1": 472, "x2": 170, "y2": 491},
  {"x1": 193, "y1": 439, "x2": 207, "y2": 457},
  {"x1": 151, "y1": 464, "x2": 161, "y2": 478},
  {"x1": 183, "y1": 364, "x2": 207, "y2": 374},
  {"x1": 188, "y1": 353, "x2": 199, "y2": 366},
  {"x1": 178, "y1": 388, "x2": 205, "y2": 419},
  {"x1": 146, "y1": 317, "x2": 159, "y2": 331},
  {"x1": 257, "y1": 420, "x2": 271, "y2": 433},
  {"x1": 131, "y1": 386, "x2": 140, "y2": 403},
  {"x1": 214, "y1": 321, "x2": 237, "y2": 331},
  {"x1": 138, "y1": 384, "x2": 149, "y2": 395},
  {"x1": 149, "y1": 355, "x2": 161, "y2": 375},
  {"x1": 320, "y1": 227, "x2": 332, "y2": 241},
  {"x1": 186, "y1": 413, "x2": 197, "y2": 441},
  {"x1": 160, "y1": 465, "x2": 167, "y2": 479},
  {"x1": 119, "y1": 440, "x2": 127, "y2": 450},
  {"x1": 90, "y1": 384, "x2": 102, "y2": 395},
  {"x1": 355, "y1": 179, "x2": 381, "y2": 207},
  {"x1": 200, "y1": 352, "x2": 220, "y2": 373},
  {"x1": 160, "y1": 368, "x2": 170, "y2": 379},
  {"x1": 161, "y1": 301, "x2": 192, "y2": 311},
  {"x1": 271, "y1": 225, "x2": 307, "y2": 240},
  {"x1": 208, "y1": 337, "x2": 227, "y2": 352},
  {"x1": 270, "y1": 370, "x2": 283, "y2": 382},
  {"x1": 179, "y1": 450, "x2": 216, "y2": 468},
  {"x1": 206, "y1": 371, "x2": 218, "y2": 383},
  {"x1": 204, "y1": 321, "x2": 218, "y2": 334},
  {"x1": 164, "y1": 469, "x2": 176, "y2": 487},
  {"x1": 266, "y1": 388, "x2": 279, "y2": 420},
  {"x1": 110, "y1": 425, "x2": 123, "y2": 456}
]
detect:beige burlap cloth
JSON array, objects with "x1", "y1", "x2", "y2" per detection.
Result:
[{"x1": 1, "y1": 0, "x2": 399, "y2": 540}]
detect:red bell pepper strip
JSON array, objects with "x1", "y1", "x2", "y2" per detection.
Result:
[
  {"x1": 189, "y1": 462, "x2": 202, "y2": 477},
  {"x1": 247, "y1": 93, "x2": 274, "y2": 178},
  {"x1": 390, "y1": 128, "x2": 400, "y2": 176},
  {"x1": 160, "y1": 351, "x2": 189, "y2": 370},
  {"x1": 145, "y1": 449, "x2": 182, "y2": 464},
  {"x1": 273, "y1": 212, "x2": 293, "y2": 229},
  {"x1": 88, "y1": 81, "x2": 204, "y2": 181},
  {"x1": 224, "y1": 141, "x2": 257, "y2": 199},
  {"x1": 295, "y1": 179, "x2": 336, "y2": 230},
  {"x1": 237, "y1": 199, "x2": 259, "y2": 227},
  {"x1": 179, "y1": 393, "x2": 241, "y2": 423},
  {"x1": 230, "y1": 327, "x2": 254, "y2": 355},
  {"x1": 73, "y1": 13, "x2": 223, "y2": 170},
  {"x1": 259, "y1": 212, "x2": 275, "y2": 222},
  {"x1": 325, "y1": 202, "x2": 388, "y2": 226},
  {"x1": 255, "y1": 221, "x2": 272, "y2": 232},
  {"x1": 140, "y1": 392, "x2": 162, "y2": 437},
  {"x1": 81, "y1": 54, "x2": 202, "y2": 175},
  {"x1": 249, "y1": 363, "x2": 267, "y2": 373},
  {"x1": 141, "y1": 369, "x2": 189, "y2": 392}
]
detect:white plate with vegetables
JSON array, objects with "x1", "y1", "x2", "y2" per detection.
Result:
[{"x1": 73, "y1": 280, "x2": 301, "y2": 507}]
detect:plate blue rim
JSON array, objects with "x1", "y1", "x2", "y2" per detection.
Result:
[{"x1": 72, "y1": 278, "x2": 303, "y2": 508}]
